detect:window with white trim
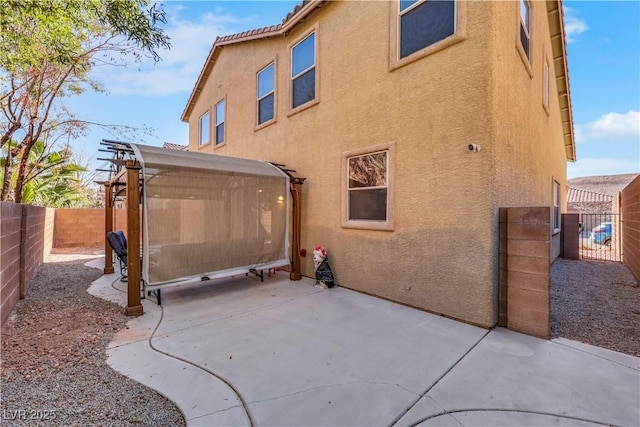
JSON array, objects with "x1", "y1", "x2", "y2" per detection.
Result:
[
  {"x1": 199, "y1": 111, "x2": 210, "y2": 146},
  {"x1": 291, "y1": 32, "x2": 315, "y2": 109},
  {"x1": 348, "y1": 151, "x2": 388, "y2": 222},
  {"x1": 553, "y1": 180, "x2": 560, "y2": 230},
  {"x1": 399, "y1": 0, "x2": 456, "y2": 59},
  {"x1": 543, "y1": 57, "x2": 550, "y2": 109},
  {"x1": 257, "y1": 62, "x2": 275, "y2": 126},
  {"x1": 215, "y1": 100, "x2": 225, "y2": 145},
  {"x1": 520, "y1": 0, "x2": 531, "y2": 60}
]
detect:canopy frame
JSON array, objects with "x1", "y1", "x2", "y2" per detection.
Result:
[{"x1": 99, "y1": 140, "x2": 305, "y2": 316}]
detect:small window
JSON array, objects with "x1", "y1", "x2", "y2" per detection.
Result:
[
  {"x1": 215, "y1": 100, "x2": 225, "y2": 145},
  {"x1": 342, "y1": 143, "x2": 395, "y2": 231},
  {"x1": 553, "y1": 180, "x2": 560, "y2": 230},
  {"x1": 199, "y1": 111, "x2": 210, "y2": 146},
  {"x1": 291, "y1": 32, "x2": 315, "y2": 109},
  {"x1": 348, "y1": 151, "x2": 388, "y2": 222},
  {"x1": 543, "y1": 56, "x2": 550, "y2": 110},
  {"x1": 257, "y1": 62, "x2": 275, "y2": 126},
  {"x1": 399, "y1": 0, "x2": 455, "y2": 59},
  {"x1": 520, "y1": 0, "x2": 531, "y2": 60}
]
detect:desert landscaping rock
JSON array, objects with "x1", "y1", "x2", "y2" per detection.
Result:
[
  {"x1": 0, "y1": 251, "x2": 186, "y2": 426},
  {"x1": 551, "y1": 258, "x2": 640, "y2": 357}
]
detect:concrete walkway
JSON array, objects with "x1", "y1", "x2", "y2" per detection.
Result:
[{"x1": 86, "y1": 258, "x2": 639, "y2": 427}]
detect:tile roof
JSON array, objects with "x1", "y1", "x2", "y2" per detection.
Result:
[
  {"x1": 567, "y1": 187, "x2": 613, "y2": 204},
  {"x1": 162, "y1": 142, "x2": 188, "y2": 151}
]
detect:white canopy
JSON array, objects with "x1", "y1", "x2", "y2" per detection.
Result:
[{"x1": 131, "y1": 144, "x2": 290, "y2": 288}]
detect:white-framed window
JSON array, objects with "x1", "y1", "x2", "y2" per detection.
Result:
[
  {"x1": 398, "y1": 0, "x2": 456, "y2": 59},
  {"x1": 342, "y1": 142, "x2": 395, "y2": 231},
  {"x1": 543, "y1": 56, "x2": 550, "y2": 110},
  {"x1": 214, "y1": 99, "x2": 225, "y2": 145},
  {"x1": 553, "y1": 180, "x2": 560, "y2": 230},
  {"x1": 520, "y1": 0, "x2": 531, "y2": 60},
  {"x1": 257, "y1": 62, "x2": 275, "y2": 126},
  {"x1": 199, "y1": 111, "x2": 210, "y2": 146},
  {"x1": 291, "y1": 32, "x2": 316, "y2": 109}
]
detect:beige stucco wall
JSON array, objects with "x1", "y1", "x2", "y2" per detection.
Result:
[{"x1": 184, "y1": 1, "x2": 569, "y2": 328}]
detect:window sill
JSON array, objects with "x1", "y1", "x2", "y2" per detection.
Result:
[
  {"x1": 198, "y1": 141, "x2": 212, "y2": 149},
  {"x1": 341, "y1": 220, "x2": 395, "y2": 232},
  {"x1": 287, "y1": 98, "x2": 319, "y2": 118},
  {"x1": 213, "y1": 142, "x2": 227, "y2": 150},
  {"x1": 255, "y1": 118, "x2": 277, "y2": 132},
  {"x1": 516, "y1": 43, "x2": 533, "y2": 78},
  {"x1": 390, "y1": 33, "x2": 466, "y2": 72}
]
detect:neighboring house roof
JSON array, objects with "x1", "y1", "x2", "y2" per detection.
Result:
[
  {"x1": 181, "y1": 0, "x2": 576, "y2": 163},
  {"x1": 567, "y1": 187, "x2": 613, "y2": 204},
  {"x1": 162, "y1": 142, "x2": 188, "y2": 151}
]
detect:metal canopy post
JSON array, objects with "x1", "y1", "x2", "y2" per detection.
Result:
[
  {"x1": 125, "y1": 160, "x2": 143, "y2": 316},
  {"x1": 103, "y1": 182, "x2": 114, "y2": 274}
]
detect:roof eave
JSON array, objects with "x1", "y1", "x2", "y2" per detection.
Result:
[
  {"x1": 547, "y1": 0, "x2": 576, "y2": 162},
  {"x1": 181, "y1": 0, "x2": 325, "y2": 123}
]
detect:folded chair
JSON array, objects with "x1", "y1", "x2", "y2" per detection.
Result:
[{"x1": 106, "y1": 230, "x2": 128, "y2": 281}]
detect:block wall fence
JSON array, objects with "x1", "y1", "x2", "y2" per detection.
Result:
[
  {"x1": 1, "y1": 206, "x2": 126, "y2": 329},
  {"x1": 621, "y1": 175, "x2": 640, "y2": 282}
]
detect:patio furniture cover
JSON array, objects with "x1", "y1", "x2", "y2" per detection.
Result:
[{"x1": 131, "y1": 144, "x2": 290, "y2": 288}]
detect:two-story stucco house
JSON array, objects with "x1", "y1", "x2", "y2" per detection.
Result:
[{"x1": 181, "y1": 0, "x2": 575, "y2": 328}]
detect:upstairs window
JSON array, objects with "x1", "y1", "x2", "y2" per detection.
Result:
[
  {"x1": 257, "y1": 62, "x2": 275, "y2": 126},
  {"x1": 215, "y1": 100, "x2": 225, "y2": 145},
  {"x1": 520, "y1": 0, "x2": 531, "y2": 60},
  {"x1": 199, "y1": 111, "x2": 210, "y2": 146},
  {"x1": 291, "y1": 32, "x2": 316, "y2": 109},
  {"x1": 399, "y1": 0, "x2": 456, "y2": 59}
]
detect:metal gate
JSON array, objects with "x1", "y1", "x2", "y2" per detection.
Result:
[{"x1": 578, "y1": 213, "x2": 622, "y2": 262}]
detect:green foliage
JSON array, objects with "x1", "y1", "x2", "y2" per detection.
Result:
[
  {"x1": 0, "y1": 0, "x2": 170, "y2": 72},
  {"x1": 1, "y1": 139, "x2": 96, "y2": 207}
]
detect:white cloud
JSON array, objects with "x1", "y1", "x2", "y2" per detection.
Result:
[
  {"x1": 576, "y1": 111, "x2": 640, "y2": 143},
  {"x1": 568, "y1": 157, "x2": 639, "y2": 179},
  {"x1": 563, "y1": 6, "x2": 588, "y2": 44},
  {"x1": 90, "y1": 6, "x2": 255, "y2": 97}
]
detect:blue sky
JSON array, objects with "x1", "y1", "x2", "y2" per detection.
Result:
[{"x1": 67, "y1": 1, "x2": 639, "y2": 180}]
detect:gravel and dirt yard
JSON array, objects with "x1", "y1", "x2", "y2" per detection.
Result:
[
  {"x1": 0, "y1": 249, "x2": 186, "y2": 426},
  {"x1": 1, "y1": 251, "x2": 638, "y2": 426},
  {"x1": 551, "y1": 258, "x2": 640, "y2": 357}
]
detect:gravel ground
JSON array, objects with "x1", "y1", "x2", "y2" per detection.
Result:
[
  {"x1": 0, "y1": 251, "x2": 186, "y2": 426},
  {"x1": 551, "y1": 258, "x2": 640, "y2": 357}
]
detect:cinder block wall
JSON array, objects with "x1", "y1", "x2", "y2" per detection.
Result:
[
  {"x1": 1, "y1": 203, "x2": 54, "y2": 328},
  {"x1": 621, "y1": 175, "x2": 640, "y2": 282},
  {"x1": 505, "y1": 207, "x2": 551, "y2": 339},
  {"x1": 1, "y1": 202, "x2": 23, "y2": 327},
  {"x1": 54, "y1": 209, "x2": 127, "y2": 247}
]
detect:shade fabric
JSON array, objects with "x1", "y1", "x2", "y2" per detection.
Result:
[{"x1": 131, "y1": 144, "x2": 290, "y2": 287}]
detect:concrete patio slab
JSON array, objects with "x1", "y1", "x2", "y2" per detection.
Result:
[
  {"x1": 87, "y1": 257, "x2": 640, "y2": 427},
  {"x1": 396, "y1": 328, "x2": 639, "y2": 427}
]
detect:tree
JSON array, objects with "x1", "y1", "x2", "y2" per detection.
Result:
[
  {"x1": 0, "y1": 0, "x2": 170, "y2": 203},
  {"x1": 1, "y1": 139, "x2": 91, "y2": 207}
]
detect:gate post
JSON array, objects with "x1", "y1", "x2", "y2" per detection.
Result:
[{"x1": 561, "y1": 213, "x2": 579, "y2": 260}]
